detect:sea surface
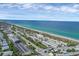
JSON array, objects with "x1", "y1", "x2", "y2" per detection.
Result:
[{"x1": 3, "y1": 20, "x2": 79, "y2": 40}]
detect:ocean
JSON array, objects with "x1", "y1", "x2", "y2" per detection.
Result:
[{"x1": 4, "y1": 20, "x2": 79, "y2": 40}]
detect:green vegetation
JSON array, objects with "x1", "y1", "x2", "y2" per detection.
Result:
[
  {"x1": 27, "y1": 51, "x2": 39, "y2": 56},
  {"x1": 52, "y1": 49, "x2": 61, "y2": 54},
  {"x1": 9, "y1": 41, "x2": 21, "y2": 56},
  {"x1": 67, "y1": 48, "x2": 76, "y2": 52},
  {"x1": 27, "y1": 45, "x2": 39, "y2": 56},
  {"x1": 67, "y1": 41, "x2": 78, "y2": 47},
  {"x1": 12, "y1": 31, "x2": 16, "y2": 35},
  {"x1": 29, "y1": 45, "x2": 36, "y2": 51},
  {"x1": 2, "y1": 48, "x2": 9, "y2": 53},
  {"x1": 0, "y1": 30, "x2": 3, "y2": 32},
  {"x1": 18, "y1": 35, "x2": 26, "y2": 44},
  {"x1": 24, "y1": 36, "x2": 47, "y2": 49},
  {"x1": 20, "y1": 32, "x2": 47, "y2": 49},
  {"x1": 0, "y1": 44, "x2": 2, "y2": 52},
  {"x1": 11, "y1": 25, "x2": 16, "y2": 31},
  {"x1": 1, "y1": 31, "x2": 21, "y2": 56},
  {"x1": 35, "y1": 41, "x2": 47, "y2": 49},
  {"x1": 11, "y1": 25, "x2": 17, "y2": 35}
]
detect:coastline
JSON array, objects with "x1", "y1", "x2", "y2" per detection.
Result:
[{"x1": 10, "y1": 23, "x2": 79, "y2": 43}]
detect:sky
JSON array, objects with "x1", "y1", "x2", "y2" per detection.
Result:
[{"x1": 0, "y1": 3, "x2": 79, "y2": 21}]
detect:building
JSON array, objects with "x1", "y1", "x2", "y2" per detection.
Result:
[
  {"x1": 0, "y1": 22, "x2": 11, "y2": 31},
  {"x1": 2, "y1": 51, "x2": 13, "y2": 56},
  {"x1": 2, "y1": 41, "x2": 9, "y2": 51}
]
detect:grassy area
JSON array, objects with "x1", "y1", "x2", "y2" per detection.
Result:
[
  {"x1": 67, "y1": 41, "x2": 78, "y2": 47},
  {"x1": 67, "y1": 48, "x2": 76, "y2": 52},
  {"x1": 9, "y1": 41, "x2": 21, "y2": 56},
  {"x1": 35, "y1": 41, "x2": 47, "y2": 49},
  {"x1": 8, "y1": 25, "x2": 47, "y2": 48},
  {"x1": 11, "y1": 25, "x2": 17, "y2": 35},
  {"x1": 11, "y1": 25, "x2": 16, "y2": 31},
  {"x1": 18, "y1": 34, "x2": 39, "y2": 56},
  {"x1": 27, "y1": 45, "x2": 39, "y2": 56},
  {"x1": 22, "y1": 34, "x2": 47, "y2": 49},
  {"x1": 29, "y1": 45, "x2": 36, "y2": 51},
  {"x1": 17, "y1": 35, "x2": 27, "y2": 44},
  {"x1": 19, "y1": 32, "x2": 47, "y2": 49}
]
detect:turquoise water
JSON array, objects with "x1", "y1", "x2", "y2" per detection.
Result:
[{"x1": 5, "y1": 20, "x2": 79, "y2": 40}]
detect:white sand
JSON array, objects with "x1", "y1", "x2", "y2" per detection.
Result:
[{"x1": 13, "y1": 24, "x2": 79, "y2": 43}]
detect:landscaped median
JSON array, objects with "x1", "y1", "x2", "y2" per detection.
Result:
[{"x1": 20, "y1": 33, "x2": 48, "y2": 49}]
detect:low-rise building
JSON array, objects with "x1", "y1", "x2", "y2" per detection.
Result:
[
  {"x1": 2, "y1": 51, "x2": 13, "y2": 56},
  {"x1": 2, "y1": 41, "x2": 9, "y2": 51}
]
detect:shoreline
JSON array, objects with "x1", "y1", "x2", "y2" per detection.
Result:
[{"x1": 10, "y1": 23, "x2": 79, "y2": 43}]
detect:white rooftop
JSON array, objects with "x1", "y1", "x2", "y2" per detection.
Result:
[{"x1": 2, "y1": 51, "x2": 13, "y2": 56}]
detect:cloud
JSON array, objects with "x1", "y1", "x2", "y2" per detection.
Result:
[
  {"x1": 0, "y1": 10, "x2": 78, "y2": 21},
  {"x1": 43, "y1": 4, "x2": 79, "y2": 13},
  {"x1": 43, "y1": 6, "x2": 53, "y2": 10},
  {"x1": 0, "y1": 3, "x2": 79, "y2": 14},
  {"x1": 0, "y1": 12, "x2": 55, "y2": 20},
  {"x1": 22, "y1": 4, "x2": 33, "y2": 9},
  {"x1": 73, "y1": 4, "x2": 79, "y2": 8},
  {"x1": 0, "y1": 3, "x2": 79, "y2": 21},
  {"x1": 59, "y1": 6, "x2": 79, "y2": 13},
  {"x1": 0, "y1": 13, "x2": 28, "y2": 20}
]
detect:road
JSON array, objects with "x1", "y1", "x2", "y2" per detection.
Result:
[{"x1": 17, "y1": 33, "x2": 49, "y2": 56}]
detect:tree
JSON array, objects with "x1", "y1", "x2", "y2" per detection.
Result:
[{"x1": 67, "y1": 48, "x2": 75, "y2": 52}]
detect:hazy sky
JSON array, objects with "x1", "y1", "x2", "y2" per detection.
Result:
[{"x1": 0, "y1": 3, "x2": 79, "y2": 21}]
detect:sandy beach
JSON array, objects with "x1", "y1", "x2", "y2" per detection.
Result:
[{"x1": 12, "y1": 23, "x2": 79, "y2": 43}]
